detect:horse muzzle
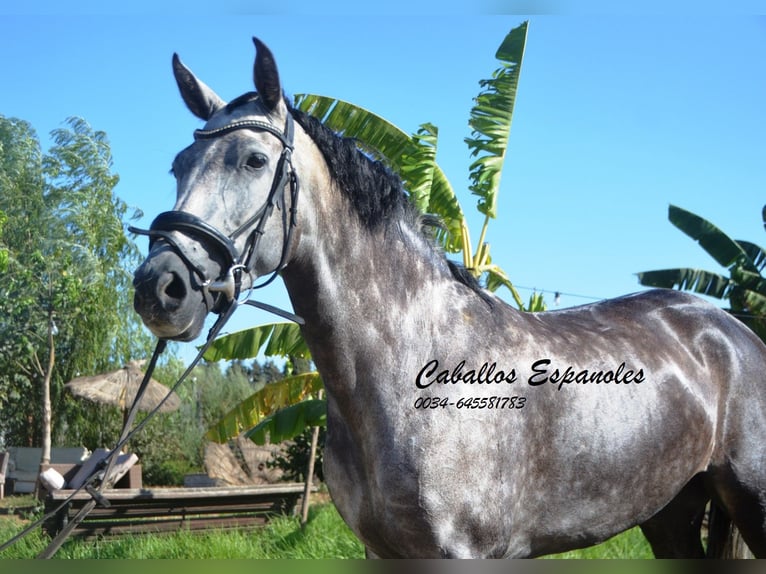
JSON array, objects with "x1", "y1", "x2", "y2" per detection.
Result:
[{"x1": 132, "y1": 244, "x2": 216, "y2": 341}]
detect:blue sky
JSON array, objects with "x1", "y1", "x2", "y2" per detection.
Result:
[{"x1": 2, "y1": 6, "x2": 764, "y2": 360}]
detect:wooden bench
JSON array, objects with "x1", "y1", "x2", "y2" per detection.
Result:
[{"x1": 43, "y1": 483, "x2": 310, "y2": 539}]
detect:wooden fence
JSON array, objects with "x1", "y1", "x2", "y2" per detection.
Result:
[{"x1": 43, "y1": 483, "x2": 310, "y2": 539}]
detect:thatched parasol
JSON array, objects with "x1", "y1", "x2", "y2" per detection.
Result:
[{"x1": 65, "y1": 360, "x2": 181, "y2": 417}]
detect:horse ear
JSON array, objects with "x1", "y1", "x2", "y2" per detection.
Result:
[
  {"x1": 172, "y1": 53, "x2": 225, "y2": 121},
  {"x1": 252, "y1": 38, "x2": 283, "y2": 112}
]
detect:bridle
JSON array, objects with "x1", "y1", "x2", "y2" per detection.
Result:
[{"x1": 128, "y1": 108, "x2": 303, "y2": 324}]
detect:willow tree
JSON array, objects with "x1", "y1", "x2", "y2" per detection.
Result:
[{"x1": 0, "y1": 116, "x2": 152, "y2": 457}]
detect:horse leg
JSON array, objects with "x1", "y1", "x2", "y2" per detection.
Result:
[
  {"x1": 709, "y1": 478, "x2": 765, "y2": 558},
  {"x1": 705, "y1": 426, "x2": 766, "y2": 559},
  {"x1": 706, "y1": 501, "x2": 756, "y2": 559},
  {"x1": 639, "y1": 474, "x2": 708, "y2": 558}
]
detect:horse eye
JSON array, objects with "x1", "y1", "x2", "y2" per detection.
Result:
[{"x1": 244, "y1": 153, "x2": 267, "y2": 170}]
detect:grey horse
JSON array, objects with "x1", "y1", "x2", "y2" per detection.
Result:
[{"x1": 132, "y1": 39, "x2": 766, "y2": 558}]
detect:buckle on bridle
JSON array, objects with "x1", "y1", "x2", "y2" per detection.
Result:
[{"x1": 203, "y1": 264, "x2": 246, "y2": 302}]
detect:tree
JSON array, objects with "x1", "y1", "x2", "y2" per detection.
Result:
[
  {"x1": 0, "y1": 115, "x2": 152, "y2": 456},
  {"x1": 204, "y1": 22, "x2": 537, "y2": 448},
  {"x1": 637, "y1": 204, "x2": 766, "y2": 342}
]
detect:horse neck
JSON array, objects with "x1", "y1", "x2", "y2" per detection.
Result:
[{"x1": 281, "y1": 173, "x2": 457, "y2": 394}]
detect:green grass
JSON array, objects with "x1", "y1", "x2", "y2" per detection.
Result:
[
  {"x1": 0, "y1": 502, "x2": 365, "y2": 559},
  {"x1": 55, "y1": 504, "x2": 365, "y2": 559},
  {"x1": 0, "y1": 498, "x2": 652, "y2": 559}
]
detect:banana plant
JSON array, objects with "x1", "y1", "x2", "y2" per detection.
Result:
[
  {"x1": 204, "y1": 322, "x2": 323, "y2": 444},
  {"x1": 205, "y1": 21, "x2": 533, "y2": 445},
  {"x1": 462, "y1": 22, "x2": 529, "y2": 308},
  {"x1": 638, "y1": 204, "x2": 766, "y2": 342}
]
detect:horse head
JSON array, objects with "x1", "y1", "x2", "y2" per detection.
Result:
[{"x1": 132, "y1": 39, "x2": 300, "y2": 341}]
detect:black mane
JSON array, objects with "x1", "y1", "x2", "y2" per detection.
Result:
[{"x1": 289, "y1": 103, "x2": 412, "y2": 229}]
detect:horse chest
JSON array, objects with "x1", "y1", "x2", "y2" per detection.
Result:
[
  {"x1": 319, "y1": 416, "x2": 414, "y2": 549},
  {"x1": 323, "y1": 408, "x2": 519, "y2": 557}
]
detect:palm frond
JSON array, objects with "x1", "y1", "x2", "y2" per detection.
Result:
[
  {"x1": 466, "y1": 21, "x2": 527, "y2": 219},
  {"x1": 636, "y1": 268, "x2": 733, "y2": 300},
  {"x1": 668, "y1": 205, "x2": 757, "y2": 272},
  {"x1": 400, "y1": 123, "x2": 438, "y2": 218},
  {"x1": 729, "y1": 266, "x2": 766, "y2": 296},
  {"x1": 206, "y1": 372, "x2": 324, "y2": 442},
  {"x1": 484, "y1": 264, "x2": 525, "y2": 309},
  {"x1": 202, "y1": 322, "x2": 310, "y2": 362},
  {"x1": 737, "y1": 240, "x2": 766, "y2": 272},
  {"x1": 293, "y1": 94, "x2": 413, "y2": 161},
  {"x1": 245, "y1": 399, "x2": 327, "y2": 445}
]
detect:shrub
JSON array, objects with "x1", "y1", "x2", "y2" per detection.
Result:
[
  {"x1": 142, "y1": 459, "x2": 197, "y2": 486},
  {"x1": 270, "y1": 427, "x2": 325, "y2": 483}
]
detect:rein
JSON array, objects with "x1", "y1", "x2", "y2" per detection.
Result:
[
  {"x1": 0, "y1": 113, "x2": 305, "y2": 559},
  {"x1": 16, "y1": 307, "x2": 231, "y2": 559}
]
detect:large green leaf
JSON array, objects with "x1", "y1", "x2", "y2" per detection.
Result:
[
  {"x1": 737, "y1": 240, "x2": 766, "y2": 272},
  {"x1": 483, "y1": 264, "x2": 524, "y2": 308},
  {"x1": 426, "y1": 161, "x2": 464, "y2": 253},
  {"x1": 293, "y1": 93, "x2": 464, "y2": 252},
  {"x1": 206, "y1": 371, "x2": 324, "y2": 442},
  {"x1": 668, "y1": 205, "x2": 757, "y2": 272},
  {"x1": 466, "y1": 21, "x2": 528, "y2": 219},
  {"x1": 400, "y1": 123, "x2": 438, "y2": 217},
  {"x1": 730, "y1": 266, "x2": 766, "y2": 296},
  {"x1": 294, "y1": 94, "x2": 413, "y2": 161},
  {"x1": 638, "y1": 204, "x2": 766, "y2": 344},
  {"x1": 245, "y1": 399, "x2": 327, "y2": 445},
  {"x1": 637, "y1": 267, "x2": 733, "y2": 299},
  {"x1": 202, "y1": 322, "x2": 310, "y2": 362},
  {"x1": 731, "y1": 285, "x2": 766, "y2": 315}
]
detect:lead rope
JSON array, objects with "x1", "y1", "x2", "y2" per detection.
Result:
[
  {"x1": 35, "y1": 337, "x2": 169, "y2": 559},
  {"x1": 39, "y1": 303, "x2": 244, "y2": 559}
]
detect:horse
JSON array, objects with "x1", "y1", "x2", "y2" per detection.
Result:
[{"x1": 131, "y1": 38, "x2": 766, "y2": 558}]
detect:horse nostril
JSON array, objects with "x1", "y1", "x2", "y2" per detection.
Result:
[{"x1": 158, "y1": 271, "x2": 187, "y2": 310}]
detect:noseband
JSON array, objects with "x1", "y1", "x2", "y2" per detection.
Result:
[{"x1": 129, "y1": 110, "x2": 303, "y2": 324}]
